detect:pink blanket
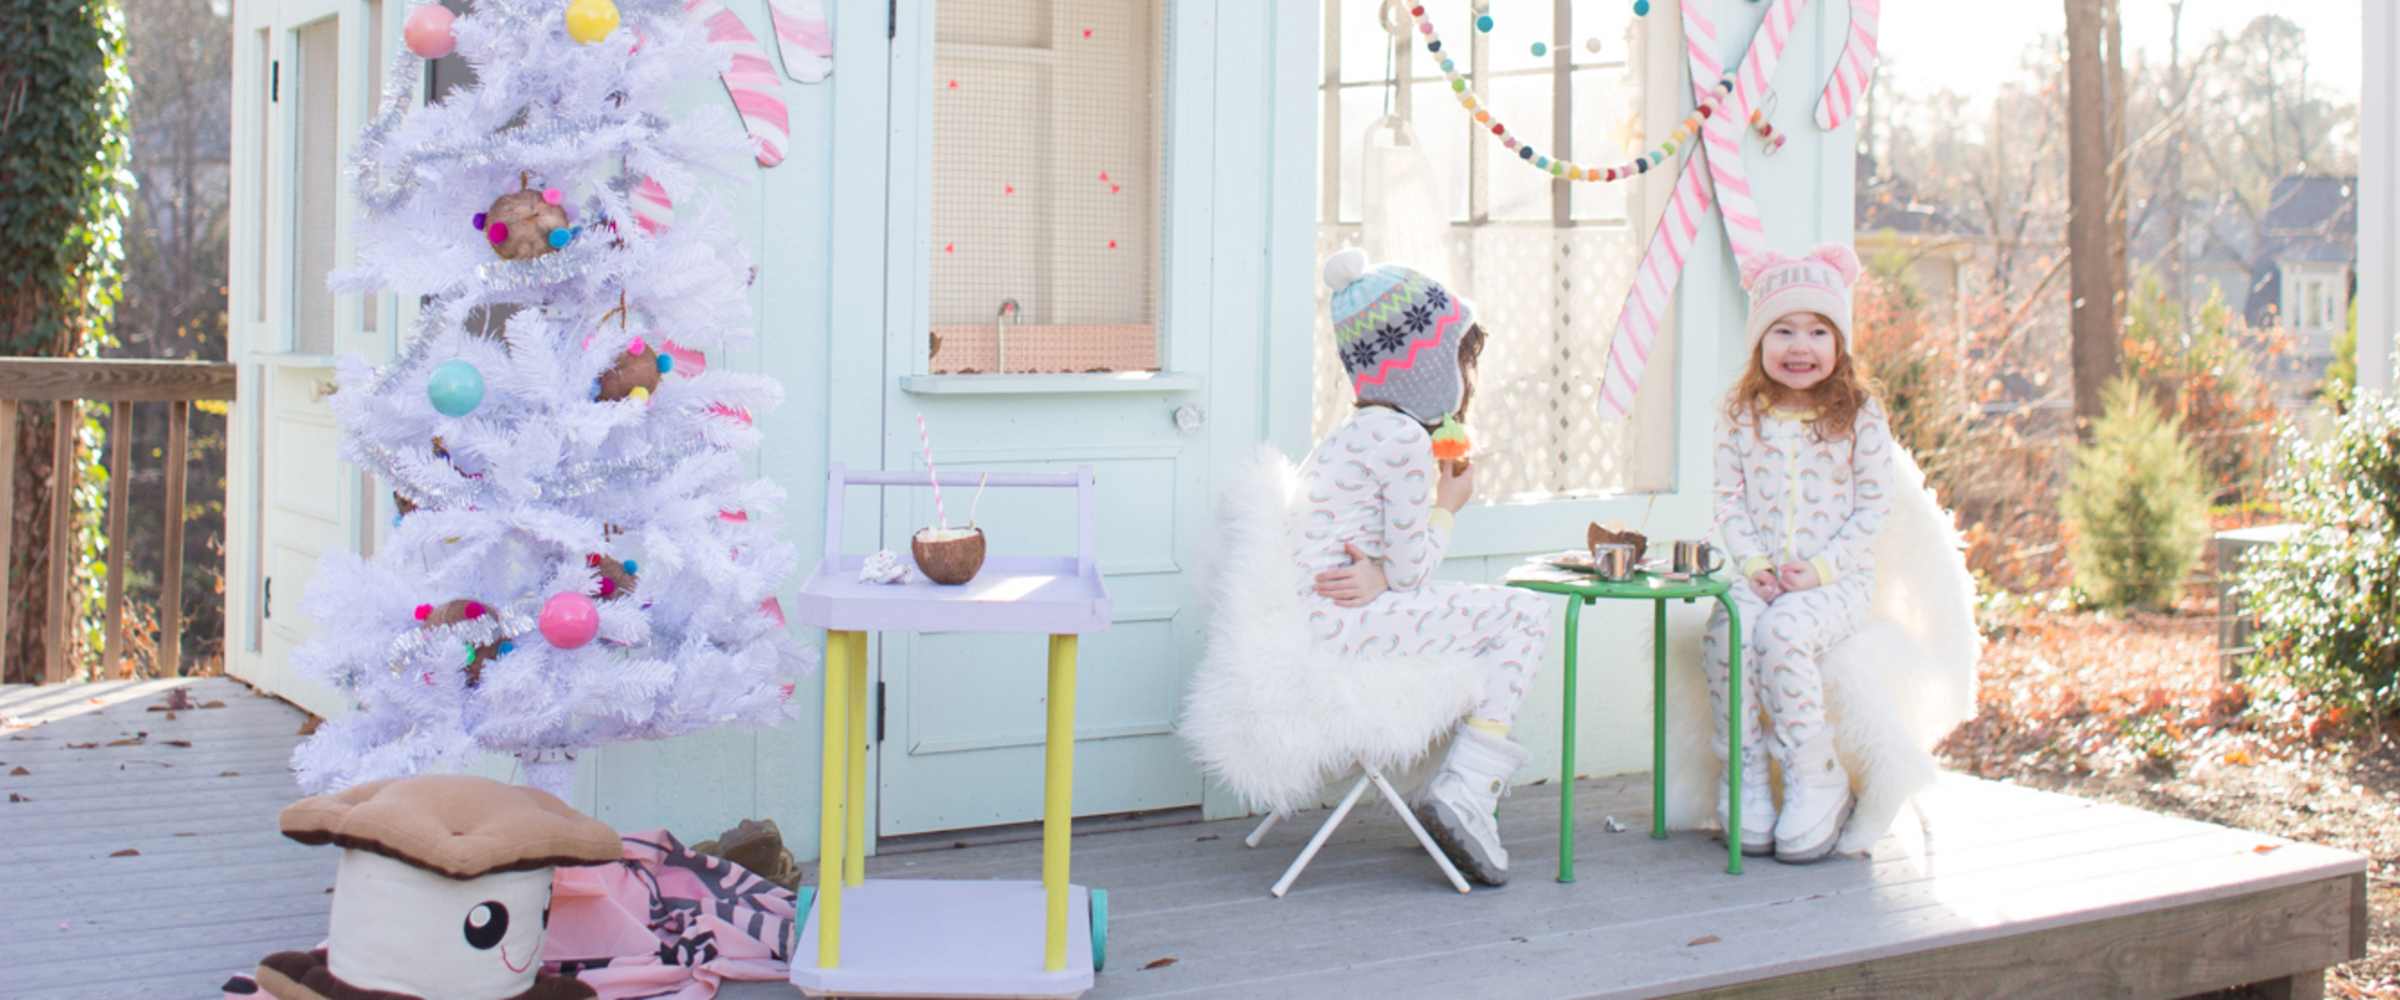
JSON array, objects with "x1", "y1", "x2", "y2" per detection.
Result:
[
  {"x1": 544, "y1": 829, "x2": 800, "y2": 999},
  {"x1": 220, "y1": 830, "x2": 799, "y2": 1000}
]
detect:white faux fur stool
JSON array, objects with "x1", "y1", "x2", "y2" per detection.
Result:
[{"x1": 1181, "y1": 448, "x2": 1488, "y2": 896}]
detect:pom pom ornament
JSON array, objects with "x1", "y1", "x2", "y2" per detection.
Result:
[
  {"x1": 539, "y1": 592, "x2": 600, "y2": 649},
  {"x1": 565, "y1": 0, "x2": 620, "y2": 44},
  {"x1": 403, "y1": 3, "x2": 457, "y2": 59},
  {"x1": 427, "y1": 360, "x2": 486, "y2": 417},
  {"x1": 480, "y1": 187, "x2": 570, "y2": 261}
]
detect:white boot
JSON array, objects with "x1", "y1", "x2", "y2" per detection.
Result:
[
  {"x1": 1415, "y1": 726, "x2": 1528, "y2": 886},
  {"x1": 1773, "y1": 733, "x2": 1854, "y2": 863},
  {"x1": 1716, "y1": 742, "x2": 1777, "y2": 857}
]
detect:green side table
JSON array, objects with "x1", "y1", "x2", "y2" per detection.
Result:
[{"x1": 1506, "y1": 567, "x2": 1746, "y2": 879}]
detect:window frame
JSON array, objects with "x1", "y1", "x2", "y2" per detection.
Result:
[{"x1": 1313, "y1": 0, "x2": 1682, "y2": 521}]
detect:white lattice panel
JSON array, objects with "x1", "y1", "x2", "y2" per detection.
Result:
[{"x1": 1312, "y1": 224, "x2": 1669, "y2": 501}]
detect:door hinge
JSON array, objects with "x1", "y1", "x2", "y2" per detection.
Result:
[
  {"x1": 887, "y1": 0, "x2": 896, "y2": 39},
  {"x1": 874, "y1": 681, "x2": 886, "y2": 744},
  {"x1": 262, "y1": 576, "x2": 273, "y2": 620},
  {"x1": 270, "y1": 60, "x2": 280, "y2": 103}
]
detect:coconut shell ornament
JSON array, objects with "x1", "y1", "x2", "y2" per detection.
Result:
[
  {"x1": 477, "y1": 187, "x2": 572, "y2": 261},
  {"x1": 414, "y1": 598, "x2": 508, "y2": 687},
  {"x1": 587, "y1": 553, "x2": 640, "y2": 601},
  {"x1": 596, "y1": 340, "x2": 665, "y2": 401}
]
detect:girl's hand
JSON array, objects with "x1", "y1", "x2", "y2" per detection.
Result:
[
  {"x1": 1315, "y1": 542, "x2": 1390, "y2": 607},
  {"x1": 1435, "y1": 459, "x2": 1475, "y2": 513},
  {"x1": 1778, "y1": 562, "x2": 1822, "y2": 593},
  {"x1": 1749, "y1": 570, "x2": 1784, "y2": 602}
]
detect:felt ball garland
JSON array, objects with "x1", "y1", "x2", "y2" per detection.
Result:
[{"x1": 1408, "y1": 4, "x2": 1735, "y2": 184}]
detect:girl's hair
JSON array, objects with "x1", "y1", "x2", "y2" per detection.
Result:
[
  {"x1": 1721, "y1": 312, "x2": 1874, "y2": 441},
  {"x1": 1356, "y1": 322, "x2": 1489, "y2": 429}
]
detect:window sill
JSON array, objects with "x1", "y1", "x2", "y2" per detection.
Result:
[{"x1": 898, "y1": 372, "x2": 1201, "y2": 396}]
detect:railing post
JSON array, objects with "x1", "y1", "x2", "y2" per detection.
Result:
[
  {"x1": 103, "y1": 401, "x2": 131, "y2": 677},
  {"x1": 161, "y1": 400, "x2": 190, "y2": 676},
  {"x1": 0, "y1": 402, "x2": 14, "y2": 680},
  {"x1": 47, "y1": 400, "x2": 76, "y2": 684}
]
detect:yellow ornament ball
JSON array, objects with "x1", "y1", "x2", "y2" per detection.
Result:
[{"x1": 565, "y1": 0, "x2": 619, "y2": 44}]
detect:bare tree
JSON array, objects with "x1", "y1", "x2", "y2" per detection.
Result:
[{"x1": 2066, "y1": 0, "x2": 2126, "y2": 437}]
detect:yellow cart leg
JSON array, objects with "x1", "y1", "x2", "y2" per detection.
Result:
[
  {"x1": 845, "y1": 631, "x2": 869, "y2": 886},
  {"x1": 816, "y1": 630, "x2": 854, "y2": 968},
  {"x1": 1042, "y1": 634, "x2": 1079, "y2": 973}
]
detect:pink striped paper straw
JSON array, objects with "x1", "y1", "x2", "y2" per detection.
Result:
[{"x1": 917, "y1": 414, "x2": 947, "y2": 529}]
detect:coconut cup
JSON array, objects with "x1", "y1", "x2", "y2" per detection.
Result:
[{"x1": 911, "y1": 527, "x2": 987, "y2": 585}]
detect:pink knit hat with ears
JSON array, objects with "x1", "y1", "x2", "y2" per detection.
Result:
[{"x1": 1741, "y1": 243, "x2": 1860, "y2": 350}]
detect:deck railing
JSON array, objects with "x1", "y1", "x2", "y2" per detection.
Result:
[{"x1": 2, "y1": 358, "x2": 238, "y2": 683}]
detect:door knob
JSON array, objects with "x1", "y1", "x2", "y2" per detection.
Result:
[{"x1": 1173, "y1": 405, "x2": 1205, "y2": 433}]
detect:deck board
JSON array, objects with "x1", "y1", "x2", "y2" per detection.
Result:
[{"x1": 0, "y1": 677, "x2": 2365, "y2": 1000}]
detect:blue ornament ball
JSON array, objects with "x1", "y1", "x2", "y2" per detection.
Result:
[
  {"x1": 1633, "y1": 0, "x2": 1651, "y2": 15},
  {"x1": 1475, "y1": 13, "x2": 1493, "y2": 32},
  {"x1": 1531, "y1": 41, "x2": 1548, "y2": 57},
  {"x1": 427, "y1": 359, "x2": 486, "y2": 417}
]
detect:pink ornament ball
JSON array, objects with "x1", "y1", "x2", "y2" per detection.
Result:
[
  {"x1": 540, "y1": 592, "x2": 601, "y2": 648},
  {"x1": 404, "y1": 4, "x2": 456, "y2": 59}
]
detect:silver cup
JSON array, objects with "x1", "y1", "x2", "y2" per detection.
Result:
[
  {"x1": 1673, "y1": 540, "x2": 1724, "y2": 576},
  {"x1": 1592, "y1": 542, "x2": 1637, "y2": 581}
]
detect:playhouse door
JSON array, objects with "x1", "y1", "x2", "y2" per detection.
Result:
[{"x1": 871, "y1": 0, "x2": 1214, "y2": 836}]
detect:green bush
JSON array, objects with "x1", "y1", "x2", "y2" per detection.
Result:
[
  {"x1": 2062, "y1": 377, "x2": 2211, "y2": 610},
  {"x1": 2234, "y1": 394, "x2": 2400, "y2": 716}
]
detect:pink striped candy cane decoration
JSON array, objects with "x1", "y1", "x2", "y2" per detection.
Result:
[
  {"x1": 1598, "y1": 0, "x2": 1812, "y2": 419},
  {"x1": 1813, "y1": 0, "x2": 1880, "y2": 131},
  {"x1": 631, "y1": 176, "x2": 675, "y2": 234},
  {"x1": 766, "y1": 0, "x2": 831, "y2": 83},
  {"x1": 686, "y1": 0, "x2": 789, "y2": 167}
]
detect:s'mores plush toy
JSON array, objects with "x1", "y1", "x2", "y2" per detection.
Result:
[{"x1": 248, "y1": 775, "x2": 621, "y2": 1000}]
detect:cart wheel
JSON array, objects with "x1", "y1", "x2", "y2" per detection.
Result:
[{"x1": 1090, "y1": 888, "x2": 1109, "y2": 972}]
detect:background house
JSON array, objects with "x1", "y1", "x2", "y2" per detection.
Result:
[{"x1": 222, "y1": 0, "x2": 1857, "y2": 861}]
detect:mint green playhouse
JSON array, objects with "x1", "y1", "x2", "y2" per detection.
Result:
[{"x1": 222, "y1": 0, "x2": 1859, "y2": 867}]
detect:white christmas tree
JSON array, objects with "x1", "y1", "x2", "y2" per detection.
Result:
[{"x1": 290, "y1": 0, "x2": 808, "y2": 797}]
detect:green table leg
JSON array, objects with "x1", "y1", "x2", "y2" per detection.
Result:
[
  {"x1": 1652, "y1": 599, "x2": 1668, "y2": 840},
  {"x1": 1558, "y1": 596, "x2": 1583, "y2": 884},
  {"x1": 1716, "y1": 593, "x2": 1745, "y2": 876}
]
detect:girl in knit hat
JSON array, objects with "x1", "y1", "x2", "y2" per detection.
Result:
[
  {"x1": 1705, "y1": 243, "x2": 1895, "y2": 863},
  {"x1": 1305, "y1": 248, "x2": 1552, "y2": 886}
]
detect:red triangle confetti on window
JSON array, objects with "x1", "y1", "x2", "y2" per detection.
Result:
[
  {"x1": 1099, "y1": 171, "x2": 1110, "y2": 182},
  {"x1": 1107, "y1": 239, "x2": 1118, "y2": 249},
  {"x1": 1004, "y1": 184, "x2": 1015, "y2": 195},
  {"x1": 944, "y1": 243, "x2": 955, "y2": 253},
  {"x1": 947, "y1": 79, "x2": 959, "y2": 89},
  {"x1": 1110, "y1": 184, "x2": 1121, "y2": 194},
  {"x1": 1082, "y1": 28, "x2": 1093, "y2": 39}
]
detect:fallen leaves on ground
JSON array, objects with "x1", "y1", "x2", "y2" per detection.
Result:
[
  {"x1": 1142, "y1": 958, "x2": 1178, "y2": 971},
  {"x1": 298, "y1": 717, "x2": 322, "y2": 736},
  {"x1": 8, "y1": 766, "x2": 26, "y2": 776},
  {"x1": 218, "y1": 770, "x2": 239, "y2": 777},
  {"x1": 1943, "y1": 600, "x2": 2400, "y2": 998},
  {"x1": 65, "y1": 742, "x2": 97, "y2": 749},
  {"x1": 151, "y1": 689, "x2": 193, "y2": 712},
  {"x1": 109, "y1": 849, "x2": 139, "y2": 857},
  {"x1": 163, "y1": 740, "x2": 191, "y2": 748},
  {"x1": 7, "y1": 793, "x2": 26, "y2": 803},
  {"x1": 1687, "y1": 935, "x2": 1721, "y2": 947}
]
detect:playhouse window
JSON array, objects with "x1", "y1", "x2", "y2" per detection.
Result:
[
  {"x1": 925, "y1": 0, "x2": 1164, "y2": 375},
  {"x1": 291, "y1": 18, "x2": 341, "y2": 355},
  {"x1": 1316, "y1": 0, "x2": 1674, "y2": 501}
]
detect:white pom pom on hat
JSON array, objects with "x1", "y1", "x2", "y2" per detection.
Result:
[{"x1": 1323, "y1": 247, "x2": 1371, "y2": 292}]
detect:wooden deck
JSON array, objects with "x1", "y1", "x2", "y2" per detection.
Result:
[{"x1": 2, "y1": 677, "x2": 2367, "y2": 1000}]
